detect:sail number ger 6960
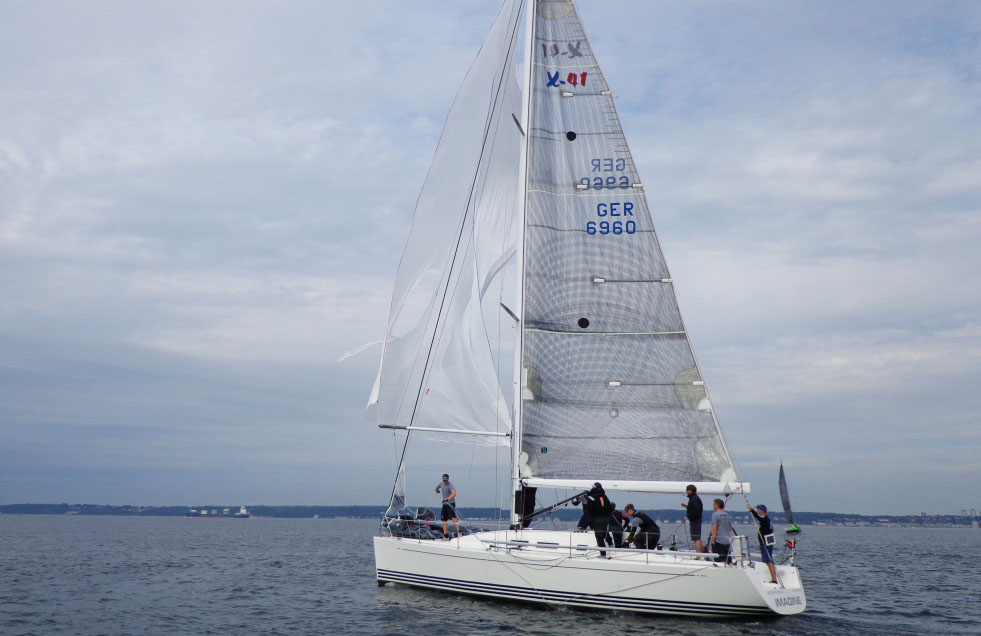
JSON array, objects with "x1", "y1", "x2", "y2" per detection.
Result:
[{"x1": 587, "y1": 202, "x2": 636, "y2": 235}]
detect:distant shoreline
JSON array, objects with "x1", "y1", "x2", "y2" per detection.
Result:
[{"x1": 1, "y1": 503, "x2": 978, "y2": 528}]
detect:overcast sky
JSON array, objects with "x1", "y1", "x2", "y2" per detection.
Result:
[{"x1": 1, "y1": 1, "x2": 979, "y2": 516}]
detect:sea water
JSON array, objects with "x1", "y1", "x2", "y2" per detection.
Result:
[{"x1": 1, "y1": 515, "x2": 978, "y2": 635}]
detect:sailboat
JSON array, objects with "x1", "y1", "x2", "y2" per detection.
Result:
[
  {"x1": 368, "y1": 0, "x2": 806, "y2": 618},
  {"x1": 779, "y1": 463, "x2": 801, "y2": 535}
]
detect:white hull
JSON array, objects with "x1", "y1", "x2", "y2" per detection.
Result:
[{"x1": 375, "y1": 529, "x2": 805, "y2": 618}]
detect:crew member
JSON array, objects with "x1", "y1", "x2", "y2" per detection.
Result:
[
  {"x1": 585, "y1": 483, "x2": 615, "y2": 557},
  {"x1": 624, "y1": 504, "x2": 661, "y2": 550},
  {"x1": 681, "y1": 484, "x2": 706, "y2": 552},
  {"x1": 710, "y1": 498, "x2": 734, "y2": 563},
  {"x1": 434, "y1": 473, "x2": 461, "y2": 539},
  {"x1": 747, "y1": 502, "x2": 779, "y2": 583}
]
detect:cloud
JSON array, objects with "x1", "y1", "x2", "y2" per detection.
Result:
[{"x1": 1, "y1": 1, "x2": 979, "y2": 514}]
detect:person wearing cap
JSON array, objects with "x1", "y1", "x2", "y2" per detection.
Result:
[
  {"x1": 747, "y1": 502, "x2": 778, "y2": 583},
  {"x1": 434, "y1": 473, "x2": 460, "y2": 539}
]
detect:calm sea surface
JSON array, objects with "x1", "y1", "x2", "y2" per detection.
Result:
[{"x1": 1, "y1": 516, "x2": 978, "y2": 635}]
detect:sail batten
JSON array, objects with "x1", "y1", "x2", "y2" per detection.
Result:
[{"x1": 522, "y1": 479, "x2": 750, "y2": 495}]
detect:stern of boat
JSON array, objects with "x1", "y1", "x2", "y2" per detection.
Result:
[{"x1": 742, "y1": 561, "x2": 806, "y2": 615}]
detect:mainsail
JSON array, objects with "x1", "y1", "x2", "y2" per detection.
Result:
[
  {"x1": 371, "y1": 0, "x2": 748, "y2": 500},
  {"x1": 517, "y1": 1, "x2": 742, "y2": 493},
  {"x1": 779, "y1": 462, "x2": 795, "y2": 525}
]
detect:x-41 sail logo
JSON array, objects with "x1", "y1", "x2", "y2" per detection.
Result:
[{"x1": 546, "y1": 71, "x2": 588, "y2": 87}]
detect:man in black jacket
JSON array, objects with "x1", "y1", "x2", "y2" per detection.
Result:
[
  {"x1": 747, "y1": 502, "x2": 779, "y2": 583},
  {"x1": 624, "y1": 504, "x2": 660, "y2": 550},
  {"x1": 584, "y1": 483, "x2": 614, "y2": 557},
  {"x1": 681, "y1": 484, "x2": 706, "y2": 552}
]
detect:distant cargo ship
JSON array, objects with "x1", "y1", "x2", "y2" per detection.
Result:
[{"x1": 186, "y1": 505, "x2": 250, "y2": 518}]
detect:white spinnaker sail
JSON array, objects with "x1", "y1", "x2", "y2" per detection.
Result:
[{"x1": 368, "y1": 0, "x2": 525, "y2": 443}]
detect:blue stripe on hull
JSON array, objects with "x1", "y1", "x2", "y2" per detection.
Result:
[{"x1": 376, "y1": 568, "x2": 771, "y2": 617}]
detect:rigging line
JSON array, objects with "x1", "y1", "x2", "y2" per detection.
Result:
[{"x1": 385, "y1": 0, "x2": 525, "y2": 510}]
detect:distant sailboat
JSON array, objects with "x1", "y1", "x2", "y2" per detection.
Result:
[{"x1": 779, "y1": 463, "x2": 801, "y2": 535}]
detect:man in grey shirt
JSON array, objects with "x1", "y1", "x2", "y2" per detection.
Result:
[
  {"x1": 434, "y1": 473, "x2": 461, "y2": 539},
  {"x1": 709, "y1": 498, "x2": 735, "y2": 563}
]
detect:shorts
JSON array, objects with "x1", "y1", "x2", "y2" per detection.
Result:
[
  {"x1": 759, "y1": 541, "x2": 774, "y2": 564},
  {"x1": 712, "y1": 541, "x2": 732, "y2": 563},
  {"x1": 688, "y1": 517, "x2": 702, "y2": 541},
  {"x1": 440, "y1": 502, "x2": 457, "y2": 521}
]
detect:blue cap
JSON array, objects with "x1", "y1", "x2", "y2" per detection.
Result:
[{"x1": 757, "y1": 504, "x2": 767, "y2": 513}]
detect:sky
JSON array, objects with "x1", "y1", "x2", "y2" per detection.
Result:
[{"x1": 1, "y1": 1, "x2": 979, "y2": 516}]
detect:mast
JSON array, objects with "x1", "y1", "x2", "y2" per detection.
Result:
[{"x1": 510, "y1": 0, "x2": 535, "y2": 526}]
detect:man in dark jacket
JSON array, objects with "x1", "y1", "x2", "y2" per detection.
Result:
[
  {"x1": 747, "y1": 502, "x2": 778, "y2": 583},
  {"x1": 584, "y1": 483, "x2": 615, "y2": 557},
  {"x1": 624, "y1": 504, "x2": 660, "y2": 550},
  {"x1": 572, "y1": 489, "x2": 596, "y2": 530},
  {"x1": 681, "y1": 484, "x2": 705, "y2": 552},
  {"x1": 608, "y1": 503, "x2": 628, "y2": 548}
]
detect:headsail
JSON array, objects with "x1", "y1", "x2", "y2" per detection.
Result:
[
  {"x1": 368, "y1": 0, "x2": 526, "y2": 444},
  {"x1": 517, "y1": 0, "x2": 744, "y2": 491},
  {"x1": 779, "y1": 462, "x2": 795, "y2": 525}
]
